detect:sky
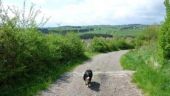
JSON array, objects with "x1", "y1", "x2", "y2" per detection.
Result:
[{"x1": 3, "y1": 0, "x2": 165, "y2": 27}]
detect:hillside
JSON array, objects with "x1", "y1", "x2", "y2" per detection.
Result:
[{"x1": 39, "y1": 24, "x2": 147, "y2": 39}]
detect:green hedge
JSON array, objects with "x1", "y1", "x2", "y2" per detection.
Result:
[
  {"x1": 0, "y1": 29, "x2": 84, "y2": 81},
  {"x1": 90, "y1": 37, "x2": 134, "y2": 53},
  {"x1": 46, "y1": 33, "x2": 84, "y2": 62}
]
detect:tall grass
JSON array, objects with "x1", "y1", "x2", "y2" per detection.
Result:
[
  {"x1": 121, "y1": 45, "x2": 170, "y2": 96},
  {"x1": 120, "y1": 23, "x2": 169, "y2": 96}
]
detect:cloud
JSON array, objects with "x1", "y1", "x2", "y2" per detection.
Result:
[
  {"x1": 30, "y1": 0, "x2": 46, "y2": 5},
  {"x1": 41, "y1": 0, "x2": 165, "y2": 26},
  {"x1": 4, "y1": 0, "x2": 166, "y2": 26}
]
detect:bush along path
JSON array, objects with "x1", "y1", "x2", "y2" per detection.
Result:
[{"x1": 38, "y1": 50, "x2": 143, "y2": 96}]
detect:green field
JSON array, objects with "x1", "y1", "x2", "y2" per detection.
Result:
[{"x1": 40, "y1": 24, "x2": 147, "y2": 39}]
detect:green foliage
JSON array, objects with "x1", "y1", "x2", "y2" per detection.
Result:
[
  {"x1": 0, "y1": 30, "x2": 86, "y2": 96},
  {"x1": 134, "y1": 25, "x2": 159, "y2": 48},
  {"x1": 121, "y1": 45, "x2": 157, "y2": 70},
  {"x1": 46, "y1": 33, "x2": 84, "y2": 62},
  {"x1": 114, "y1": 38, "x2": 134, "y2": 50},
  {"x1": 0, "y1": 29, "x2": 84, "y2": 80},
  {"x1": 158, "y1": 0, "x2": 170, "y2": 64},
  {"x1": 141, "y1": 25, "x2": 159, "y2": 41},
  {"x1": 0, "y1": 0, "x2": 49, "y2": 81},
  {"x1": 63, "y1": 33, "x2": 84, "y2": 60},
  {"x1": 0, "y1": 56, "x2": 89, "y2": 96},
  {"x1": 0, "y1": 1, "x2": 86, "y2": 95},
  {"x1": 0, "y1": 0, "x2": 84, "y2": 89},
  {"x1": 0, "y1": 29, "x2": 49, "y2": 80},
  {"x1": 79, "y1": 33, "x2": 112, "y2": 39},
  {"x1": 121, "y1": 45, "x2": 170, "y2": 96},
  {"x1": 90, "y1": 37, "x2": 111, "y2": 52},
  {"x1": 90, "y1": 37, "x2": 134, "y2": 53}
]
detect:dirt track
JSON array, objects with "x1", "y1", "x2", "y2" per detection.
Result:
[{"x1": 38, "y1": 50, "x2": 143, "y2": 96}]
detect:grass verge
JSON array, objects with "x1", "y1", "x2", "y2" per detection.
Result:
[{"x1": 121, "y1": 46, "x2": 170, "y2": 96}]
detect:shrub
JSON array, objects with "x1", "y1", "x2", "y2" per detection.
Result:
[
  {"x1": 133, "y1": 25, "x2": 159, "y2": 48},
  {"x1": 0, "y1": 27, "x2": 49, "y2": 80},
  {"x1": 0, "y1": 1, "x2": 84, "y2": 81},
  {"x1": 158, "y1": 0, "x2": 170, "y2": 65},
  {"x1": 90, "y1": 37, "x2": 134, "y2": 53},
  {"x1": 90, "y1": 37, "x2": 110, "y2": 52},
  {"x1": 0, "y1": 1, "x2": 86, "y2": 96},
  {"x1": 0, "y1": 0, "x2": 49, "y2": 80},
  {"x1": 46, "y1": 33, "x2": 84, "y2": 63},
  {"x1": 107, "y1": 39, "x2": 119, "y2": 51},
  {"x1": 114, "y1": 38, "x2": 134, "y2": 50},
  {"x1": 64, "y1": 33, "x2": 84, "y2": 59}
]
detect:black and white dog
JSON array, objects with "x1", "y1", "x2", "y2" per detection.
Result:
[{"x1": 83, "y1": 69, "x2": 93, "y2": 87}]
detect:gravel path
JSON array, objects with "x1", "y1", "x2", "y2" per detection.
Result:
[{"x1": 38, "y1": 50, "x2": 143, "y2": 96}]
